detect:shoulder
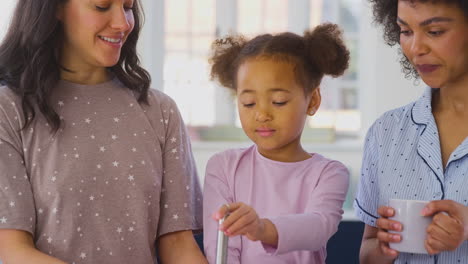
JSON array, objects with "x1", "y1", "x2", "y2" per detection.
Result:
[
  {"x1": 147, "y1": 88, "x2": 178, "y2": 110},
  {"x1": 0, "y1": 85, "x2": 24, "y2": 143},
  {"x1": 0, "y1": 85, "x2": 23, "y2": 121},
  {"x1": 310, "y1": 153, "x2": 350, "y2": 178},
  {"x1": 374, "y1": 102, "x2": 415, "y2": 131},
  {"x1": 207, "y1": 146, "x2": 253, "y2": 166},
  {"x1": 0, "y1": 85, "x2": 21, "y2": 106},
  {"x1": 365, "y1": 100, "x2": 418, "y2": 143}
]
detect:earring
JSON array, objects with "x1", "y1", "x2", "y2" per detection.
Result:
[{"x1": 308, "y1": 109, "x2": 316, "y2": 115}]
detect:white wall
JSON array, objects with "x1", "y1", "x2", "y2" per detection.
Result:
[
  {"x1": 0, "y1": 0, "x2": 16, "y2": 40},
  {"x1": 358, "y1": 1, "x2": 426, "y2": 134}
]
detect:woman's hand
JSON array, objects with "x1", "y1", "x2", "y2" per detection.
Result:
[
  {"x1": 213, "y1": 202, "x2": 265, "y2": 242},
  {"x1": 375, "y1": 205, "x2": 403, "y2": 259},
  {"x1": 422, "y1": 200, "x2": 468, "y2": 255}
]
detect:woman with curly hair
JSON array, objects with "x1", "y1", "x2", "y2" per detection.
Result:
[
  {"x1": 0, "y1": 0, "x2": 206, "y2": 263},
  {"x1": 203, "y1": 23, "x2": 350, "y2": 264},
  {"x1": 355, "y1": 0, "x2": 468, "y2": 263}
]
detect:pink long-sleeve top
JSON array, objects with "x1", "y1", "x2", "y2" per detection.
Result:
[{"x1": 203, "y1": 145, "x2": 349, "y2": 264}]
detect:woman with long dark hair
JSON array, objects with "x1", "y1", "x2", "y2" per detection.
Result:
[{"x1": 0, "y1": 0, "x2": 206, "y2": 263}]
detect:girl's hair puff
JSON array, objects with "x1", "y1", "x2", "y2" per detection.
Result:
[{"x1": 209, "y1": 23, "x2": 350, "y2": 95}]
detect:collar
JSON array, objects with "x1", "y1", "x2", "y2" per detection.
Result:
[{"x1": 411, "y1": 87, "x2": 438, "y2": 126}]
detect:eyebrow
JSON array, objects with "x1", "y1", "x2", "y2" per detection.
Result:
[
  {"x1": 239, "y1": 88, "x2": 291, "y2": 95},
  {"x1": 397, "y1": 17, "x2": 454, "y2": 27}
]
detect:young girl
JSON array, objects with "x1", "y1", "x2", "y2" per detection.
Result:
[
  {"x1": 0, "y1": 0, "x2": 206, "y2": 263},
  {"x1": 203, "y1": 23, "x2": 351, "y2": 263}
]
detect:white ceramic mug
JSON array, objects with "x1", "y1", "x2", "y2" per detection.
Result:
[{"x1": 388, "y1": 199, "x2": 432, "y2": 254}]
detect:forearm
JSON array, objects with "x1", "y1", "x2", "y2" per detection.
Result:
[
  {"x1": 360, "y1": 238, "x2": 394, "y2": 264},
  {"x1": 1, "y1": 244, "x2": 67, "y2": 264},
  {"x1": 259, "y1": 218, "x2": 278, "y2": 247},
  {"x1": 158, "y1": 230, "x2": 207, "y2": 264}
]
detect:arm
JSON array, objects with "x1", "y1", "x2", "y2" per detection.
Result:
[
  {"x1": 157, "y1": 230, "x2": 207, "y2": 264},
  {"x1": 264, "y1": 162, "x2": 350, "y2": 254},
  {"x1": 219, "y1": 161, "x2": 350, "y2": 255},
  {"x1": 203, "y1": 154, "x2": 241, "y2": 264},
  {"x1": 0, "y1": 97, "x2": 57, "y2": 263},
  {"x1": 355, "y1": 123, "x2": 400, "y2": 262},
  {"x1": 0, "y1": 230, "x2": 67, "y2": 264},
  {"x1": 155, "y1": 94, "x2": 204, "y2": 256},
  {"x1": 360, "y1": 219, "x2": 399, "y2": 264}
]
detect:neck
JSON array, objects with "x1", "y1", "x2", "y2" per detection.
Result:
[
  {"x1": 59, "y1": 47, "x2": 111, "y2": 85},
  {"x1": 60, "y1": 67, "x2": 110, "y2": 85},
  {"x1": 433, "y1": 76, "x2": 468, "y2": 116},
  {"x1": 258, "y1": 144, "x2": 311, "y2": 163}
]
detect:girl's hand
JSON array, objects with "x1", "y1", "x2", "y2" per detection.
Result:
[
  {"x1": 422, "y1": 200, "x2": 468, "y2": 255},
  {"x1": 213, "y1": 202, "x2": 265, "y2": 241},
  {"x1": 375, "y1": 205, "x2": 403, "y2": 259}
]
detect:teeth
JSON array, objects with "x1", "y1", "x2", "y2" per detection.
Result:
[{"x1": 99, "y1": 36, "x2": 120, "y2": 43}]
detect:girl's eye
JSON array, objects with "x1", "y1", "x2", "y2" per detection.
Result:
[
  {"x1": 243, "y1": 103, "x2": 255, "y2": 108},
  {"x1": 273, "y1": 101, "x2": 287, "y2": 106},
  {"x1": 96, "y1": 6, "x2": 109, "y2": 11}
]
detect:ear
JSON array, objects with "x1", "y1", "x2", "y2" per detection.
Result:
[{"x1": 307, "y1": 87, "x2": 321, "y2": 116}]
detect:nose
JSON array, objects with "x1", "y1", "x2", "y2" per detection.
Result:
[
  {"x1": 410, "y1": 33, "x2": 429, "y2": 56},
  {"x1": 110, "y1": 6, "x2": 132, "y2": 32},
  {"x1": 255, "y1": 107, "x2": 272, "y2": 122}
]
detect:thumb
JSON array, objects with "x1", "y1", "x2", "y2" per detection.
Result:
[
  {"x1": 422, "y1": 200, "x2": 457, "y2": 217},
  {"x1": 213, "y1": 203, "x2": 231, "y2": 220}
]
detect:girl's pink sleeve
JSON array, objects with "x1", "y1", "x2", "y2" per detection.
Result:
[
  {"x1": 263, "y1": 161, "x2": 350, "y2": 255},
  {"x1": 203, "y1": 153, "x2": 241, "y2": 264}
]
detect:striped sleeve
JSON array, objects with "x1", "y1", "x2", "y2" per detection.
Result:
[{"x1": 354, "y1": 122, "x2": 380, "y2": 227}]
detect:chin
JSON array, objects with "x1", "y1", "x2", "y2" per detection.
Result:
[
  {"x1": 418, "y1": 76, "x2": 443, "y2": 89},
  {"x1": 100, "y1": 59, "x2": 121, "y2": 68}
]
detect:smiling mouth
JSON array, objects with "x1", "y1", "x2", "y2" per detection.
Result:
[{"x1": 98, "y1": 36, "x2": 122, "y2": 44}]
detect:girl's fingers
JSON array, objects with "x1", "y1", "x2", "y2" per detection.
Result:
[
  {"x1": 213, "y1": 203, "x2": 231, "y2": 220},
  {"x1": 219, "y1": 204, "x2": 250, "y2": 230},
  {"x1": 227, "y1": 215, "x2": 256, "y2": 236}
]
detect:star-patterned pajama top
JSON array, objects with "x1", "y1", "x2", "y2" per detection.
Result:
[{"x1": 0, "y1": 78, "x2": 202, "y2": 264}]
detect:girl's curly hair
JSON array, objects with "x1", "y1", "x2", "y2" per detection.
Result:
[
  {"x1": 209, "y1": 23, "x2": 350, "y2": 95},
  {"x1": 369, "y1": 0, "x2": 468, "y2": 79}
]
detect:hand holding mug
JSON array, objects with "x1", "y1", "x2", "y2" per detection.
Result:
[
  {"x1": 375, "y1": 205, "x2": 402, "y2": 259},
  {"x1": 422, "y1": 200, "x2": 468, "y2": 255}
]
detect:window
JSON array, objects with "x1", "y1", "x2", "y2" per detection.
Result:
[
  {"x1": 0, "y1": 0, "x2": 16, "y2": 40},
  {"x1": 163, "y1": 0, "x2": 217, "y2": 127},
  {"x1": 158, "y1": 0, "x2": 363, "y2": 142}
]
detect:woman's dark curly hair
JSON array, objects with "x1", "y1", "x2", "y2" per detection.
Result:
[
  {"x1": 209, "y1": 23, "x2": 350, "y2": 95},
  {"x1": 369, "y1": 0, "x2": 468, "y2": 79},
  {"x1": 0, "y1": 0, "x2": 151, "y2": 133}
]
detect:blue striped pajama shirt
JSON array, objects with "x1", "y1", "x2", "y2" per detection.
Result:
[{"x1": 354, "y1": 88, "x2": 468, "y2": 264}]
